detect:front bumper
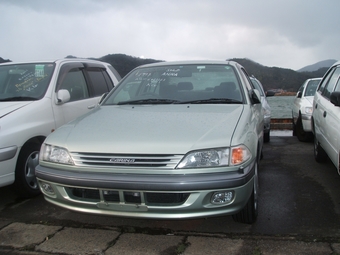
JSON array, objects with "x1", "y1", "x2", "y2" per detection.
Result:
[
  {"x1": 36, "y1": 160, "x2": 256, "y2": 219},
  {"x1": 301, "y1": 114, "x2": 312, "y2": 132},
  {"x1": 264, "y1": 116, "x2": 271, "y2": 132},
  {"x1": 0, "y1": 146, "x2": 18, "y2": 187}
]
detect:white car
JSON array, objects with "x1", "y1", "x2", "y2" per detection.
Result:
[
  {"x1": 292, "y1": 78, "x2": 321, "y2": 142},
  {"x1": 0, "y1": 59, "x2": 121, "y2": 197},
  {"x1": 250, "y1": 77, "x2": 271, "y2": 143},
  {"x1": 312, "y1": 61, "x2": 340, "y2": 173}
]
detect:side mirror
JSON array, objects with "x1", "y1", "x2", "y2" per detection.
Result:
[
  {"x1": 297, "y1": 91, "x2": 302, "y2": 98},
  {"x1": 330, "y1": 91, "x2": 340, "y2": 107},
  {"x1": 250, "y1": 89, "x2": 261, "y2": 104},
  {"x1": 56, "y1": 89, "x2": 71, "y2": 104}
]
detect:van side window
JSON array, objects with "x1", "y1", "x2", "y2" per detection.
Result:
[{"x1": 87, "y1": 68, "x2": 113, "y2": 96}]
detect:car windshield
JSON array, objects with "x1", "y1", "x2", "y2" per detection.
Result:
[
  {"x1": 304, "y1": 79, "x2": 320, "y2": 97},
  {"x1": 0, "y1": 63, "x2": 55, "y2": 101},
  {"x1": 103, "y1": 64, "x2": 244, "y2": 105}
]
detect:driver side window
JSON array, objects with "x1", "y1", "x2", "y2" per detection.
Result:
[{"x1": 60, "y1": 69, "x2": 89, "y2": 102}]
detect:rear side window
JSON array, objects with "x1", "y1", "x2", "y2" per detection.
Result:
[
  {"x1": 321, "y1": 67, "x2": 340, "y2": 99},
  {"x1": 318, "y1": 67, "x2": 336, "y2": 95},
  {"x1": 87, "y1": 68, "x2": 114, "y2": 96},
  {"x1": 335, "y1": 78, "x2": 340, "y2": 92}
]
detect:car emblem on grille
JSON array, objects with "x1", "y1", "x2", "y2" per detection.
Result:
[{"x1": 110, "y1": 158, "x2": 135, "y2": 163}]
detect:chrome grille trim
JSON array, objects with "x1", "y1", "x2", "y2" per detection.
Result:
[{"x1": 70, "y1": 153, "x2": 183, "y2": 168}]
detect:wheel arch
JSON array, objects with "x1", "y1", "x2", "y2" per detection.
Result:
[
  {"x1": 311, "y1": 116, "x2": 315, "y2": 134},
  {"x1": 17, "y1": 136, "x2": 46, "y2": 162},
  {"x1": 21, "y1": 136, "x2": 46, "y2": 149}
]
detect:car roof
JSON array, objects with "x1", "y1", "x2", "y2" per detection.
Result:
[
  {"x1": 307, "y1": 77, "x2": 322, "y2": 81},
  {"x1": 0, "y1": 58, "x2": 111, "y2": 66},
  {"x1": 137, "y1": 60, "x2": 236, "y2": 68},
  {"x1": 331, "y1": 61, "x2": 340, "y2": 67}
]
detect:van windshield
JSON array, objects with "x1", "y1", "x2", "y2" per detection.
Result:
[{"x1": 0, "y1": 63, "x2": 55, "y2": 101}]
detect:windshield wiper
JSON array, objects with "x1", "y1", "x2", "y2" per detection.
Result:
[
  {"x1": 0, "y1": 96, "x2": 38, "y2": 102},
  {"x1": 117, "y1": 98, "x2": 181, "y2": 105},
  {"x1": 176, "y1": 98, "x2": 243, "y2": 104}
]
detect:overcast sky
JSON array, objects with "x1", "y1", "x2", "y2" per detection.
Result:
[{"x1": 1, "y1": 0, "x2": 339, "y2": 70}]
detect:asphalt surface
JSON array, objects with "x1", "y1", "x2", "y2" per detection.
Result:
[{"x1": 1, "y1": 134, "x2": 340, "y2": 254}]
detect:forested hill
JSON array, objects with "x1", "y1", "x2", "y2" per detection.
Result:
[
  {"x1": 230, "y1": 58, "x2": 326, "y2": 92},
  {"x1": 98, "y1": 54, "x2": 162, "y2": 77},
  {"x1": 97, "y1": 55, "x2": 327, "y2": 92},
  {"x1": 0, "y1": 57, "x2": 11, "y2": 63},
  {"x1": 98, "y1": 56, "x2": 329, "y2": 92},
  {"x1": 0, "y1": 54, "x2": 329, "y2": 92}
]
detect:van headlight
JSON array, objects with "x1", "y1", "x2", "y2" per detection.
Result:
[
  {"x1": 40, "y1": 144, "x2": 74, "y2": 165},
  {"x1": 176, "y1": 146, "x2": 251, "y2": 169}
]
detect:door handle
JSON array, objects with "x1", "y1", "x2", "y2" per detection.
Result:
[{"x1": 323, "y1": 111, "x2": 327, "y2": 118}]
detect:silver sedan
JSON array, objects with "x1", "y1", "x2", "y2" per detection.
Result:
[{"x1": 36, "y1": 61, "x2": 264, "y2": 224}]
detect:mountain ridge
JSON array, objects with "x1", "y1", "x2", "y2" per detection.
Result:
[
  {"x1": 1, "y1": 54, "x2": 337, "y2": 92},
  {"x1": 297, "y1": 59, "x2": 337, "y2": 72}
]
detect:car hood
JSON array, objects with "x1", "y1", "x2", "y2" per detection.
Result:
[
  {"x1": 0, "y1": 101, "x2": 32, "y2": 118},
  {"x1": 52, "y1": 105, "x2": 244, "y2": 154},
  {"x1": 304, "y1": 96, "x2": 314, "y2": 106}
]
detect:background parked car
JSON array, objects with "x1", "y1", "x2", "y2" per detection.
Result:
[
  {"x1": 292, "y1": 78, "x2": 321, "y2": 142},
  {"x1": 0, "y1": 59, "x2": 121, "y2": 197},
  {"x1": 312, "y1": 61, "x2": 340, "y2": 173},
  {"x1": 250, "y1": 76, "x2": 271, "y2": 143},
  {"x1": 36, "y1": 60, "x2": 264, "y2": 224}
]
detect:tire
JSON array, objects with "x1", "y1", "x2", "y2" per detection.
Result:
[
  {"x1": 264, "y1": 130, "x2": 270, "y2": 143},
  {"x1": 13, "y1": 143, "x2": 41, "y2": 198},
  {"x1": 296, "y1": 116, "x2": 313, "y2": 142},
  {"x1": 314, "y1": 134, "x2": 327, "y2": 163},
  {"x1": 232, "y1": 159, "x2": 258, "y2": 224},
  {"x1": 292, "y1": 117, "x2": 297, "y2": 136}
]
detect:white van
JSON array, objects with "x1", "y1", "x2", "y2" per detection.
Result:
[
  {"x1": 312, "y1": 61, "x2": 340, "y2": 173},
  {"x1": 0, "y1": 59, "x2": 121, "y2": 197}
]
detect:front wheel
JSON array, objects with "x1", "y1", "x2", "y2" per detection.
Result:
[
  {"x1": 292, "y1": 117, "x2": 297, "y2": 136},
  {"x1": 264, "y1": 130, "x2": 270, "y2": 143},
  {"x1": 296, "y1": 116, "x2": 313, "y2": 142},
  {"x1": 13, "y1": 143, "x2": 41, "y2": 198},
  {"x1": 232, "y1": 160, "x2": 258, "y2": 224}
]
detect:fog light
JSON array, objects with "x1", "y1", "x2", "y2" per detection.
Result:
[
  {"x1": 211, "y1": 191, "x2": 234, "y2": 204},
  {"x1": 40, "y1": 182, "x2": 55, "y2": 195}
]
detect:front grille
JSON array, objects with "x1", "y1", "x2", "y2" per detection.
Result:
[
  {"x1": 70, "y1": 152, "x2": 183, "y2": 168},
  {"x1": 145, "y1": 193, "x2": 190, "y2": 206},
  {"x1": 71, "y1": 188, "x2": 100, "y2": 201},
  {"x1": 66, "y1": 187, "x2": 190, "y2": 206}
]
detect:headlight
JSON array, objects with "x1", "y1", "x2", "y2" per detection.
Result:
[
  {"x1": 264, "y1": 108, "x2": 271, "y2": 118},
  {"x1": 177, "y1": 148, "x2": 229, "y2": 168},
  {"x1": 40, "y1": 144, "x2": 74, "y2": 165},
  {"x1": 177, "y1": 145, "x2": 251, "y2": 169},
  {"x1": 304, "y1": 107, "x2": 313, "y2": 115}
]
